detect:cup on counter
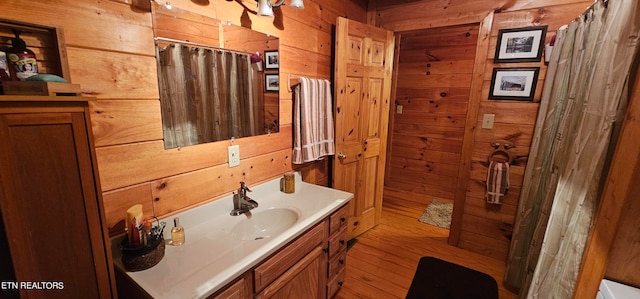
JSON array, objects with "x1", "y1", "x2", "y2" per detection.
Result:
[{"x1": 280, "y1": 172, "x2": 295, "y2": 194}]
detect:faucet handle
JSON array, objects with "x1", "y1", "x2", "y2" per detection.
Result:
[{"x1": 239, "y1": 181, "x2": 252, "y2": 193}]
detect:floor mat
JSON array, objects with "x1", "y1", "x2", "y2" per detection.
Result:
[
  {"x1": 418, "y1": 200, "x2": 453, "y2": 229},
  {"x1": 406, "y1": 256, "x2": 499, "y2": 299}
]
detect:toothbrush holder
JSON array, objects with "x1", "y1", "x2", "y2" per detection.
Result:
[{"x1": 120, "y1": 235, "x2": 165, "y2": 272}]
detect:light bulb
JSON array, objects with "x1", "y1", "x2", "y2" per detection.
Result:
[
  {"x1": 289, "y1": 0, "x2": 304, "y2": 8},
  {"x1": 257, "y1": 0, "x2": 274, "y2": 17}
]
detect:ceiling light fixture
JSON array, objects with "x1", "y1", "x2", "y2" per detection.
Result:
[{"x1": 256, "y1": 0, "x2": 304, "y2": 17}]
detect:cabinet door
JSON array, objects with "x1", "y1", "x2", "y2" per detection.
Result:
[
  {"x1": 0, "y1": 111, "x2": 112, "y2": 298},
  {"x1": 254, "y1": 222, "x2": 325, "y2": 292},
  {"x1": 256, "y1": 246, "x2": 326, "y2": 299}
]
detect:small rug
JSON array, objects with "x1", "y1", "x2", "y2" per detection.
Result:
[
  {"x1": 418, "y1": 200, "x2": 453, "y2": 229},
  {"x1": 406, "y1": 257, "x2": 499, "y2": 299}
]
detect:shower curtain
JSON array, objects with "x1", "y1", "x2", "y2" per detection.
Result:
[
  {"x1": 504, "y1": 0, "x2": 640, "y2": 297},
  {"x1": 157, "y1": 44, "x2": 263, "y2": 149}
]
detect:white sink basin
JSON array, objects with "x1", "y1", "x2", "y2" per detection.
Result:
[
  {"x1": 230, "y1": 208, "x2": 300, "y2": 240},
  {"x1": 114, "y1": 172, "x2": 354, "y2": 299}
]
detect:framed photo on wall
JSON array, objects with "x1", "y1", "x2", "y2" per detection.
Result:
[
  {"x1": 489, "y1": 67, "x2": 540, "y2": 101},
  {"x1": 265, "y1": 74, "x2": 279, "y2": 91},
  {"x1": 494, "y1": 25, "x2": 547, "y2": 63},
  {"x1": 264, "y1": 50, "x2": 279, "y2": 69}
]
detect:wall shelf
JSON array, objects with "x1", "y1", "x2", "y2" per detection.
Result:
[{"x1": 0, "y1": 18, "x2": 71, "y2": 84}]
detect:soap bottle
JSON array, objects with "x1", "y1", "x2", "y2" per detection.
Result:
[
  {"x1": 0, "y1": 50, "x2": 9, "y2": 94},
  {"x1": 142, "y1": 218, "x2": 152, "y2": 246},
  {"x1": 0, "y1": 51, "x2": 10, "y2": 81},
  {"x1": 7, "y1": 29, "x2": 38, "y2": 81},
  {"x1": 171, "y1": 217, "x2": 185, "y2": 246}
]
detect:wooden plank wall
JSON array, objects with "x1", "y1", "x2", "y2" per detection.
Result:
[
  {"x1": 603, "y1": 165, "x2": 640, "y2": 287},
  {"x1": 386, "y1": 24, "x2": 479, "y2": 204},
  {"x1": 0, "y1": 0, "x2": 366, "y2": 236},
  {"x1": 374, "y1": 0, "x2": 593, "y2": 260},
  {"x1": 599, "y1": 65, "x2": 640, "y2": 289}
]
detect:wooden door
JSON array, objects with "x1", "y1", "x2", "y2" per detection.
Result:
[{"x1": 333, "y1": 17, "x2": 395, "y2": 239}]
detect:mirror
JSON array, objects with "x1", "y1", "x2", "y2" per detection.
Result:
[{"x1": 152, "y1": 3, "x2": 279, "y2": 149}]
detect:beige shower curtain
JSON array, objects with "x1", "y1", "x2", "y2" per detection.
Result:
[
  {"x1": 504, "y1": 0, "x2": 640, "y2": 297},
  {"x1": 157, "y1": 44, "x2": 263, "y2": 149}
]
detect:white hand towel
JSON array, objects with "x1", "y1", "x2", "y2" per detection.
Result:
[{"x1": 293, "y1": 77, "x2": 335, "y2": 164}]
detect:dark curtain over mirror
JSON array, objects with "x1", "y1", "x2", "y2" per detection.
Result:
[{"x1": 157, "y1": 43, "x2": 264, "y2": 149}]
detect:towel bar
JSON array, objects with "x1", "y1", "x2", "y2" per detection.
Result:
[
  {"x1": 288, "y1": 73, "x2": 300, "y2": 92},
  {"x1": 287, "y1": 74, "x2": 331, "y2": 92}
]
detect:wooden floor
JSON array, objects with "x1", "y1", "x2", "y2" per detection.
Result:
[{"x1": 335, "y1": 197, "x2": 519, "y2": 299}]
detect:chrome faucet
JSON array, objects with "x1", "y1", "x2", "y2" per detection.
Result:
[{"x1": 230, "y1": 181, "x2": 258, "y2": 216}]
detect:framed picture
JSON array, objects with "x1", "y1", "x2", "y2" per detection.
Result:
[
  {"x1": 494, "y1": 25, "x2": 547, "y2": 63},
  {"x1": 489, "y1": 67, "x2": 540, "y2": 101},
  {"x1": 264, "y1": 50, "x2": 279, "y2": 69},
  {"x1": 265, "y1": 74, "x2": 279, "y2": 92}
]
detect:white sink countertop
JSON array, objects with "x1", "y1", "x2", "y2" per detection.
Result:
[{"x1": 112, "y1": 173, "x2": 353, "y2": 299}]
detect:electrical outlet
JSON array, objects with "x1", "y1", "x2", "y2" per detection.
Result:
[
  {"x1": 228, "y1": 145, "x2": 240, "y2": 167},
  {"x1": 482, "y1": 114, "x2": 495, "y2": 129},
  {"x1": 396, "y1": 104, "x2": 403, "y2": 114}
]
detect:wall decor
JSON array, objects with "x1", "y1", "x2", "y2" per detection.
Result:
[
  {"x1": 264, "y1": 50, "x2": 279, "y2": 69},
  {"x1": 265, "y1": 73, "x2": 279, "y2": 91},
  {"x1": 494, "y1": 26, "x2": 547, "y2": 63},
  {"x1": 489, "y1": 67, "x2": 540, "y2": 101}
]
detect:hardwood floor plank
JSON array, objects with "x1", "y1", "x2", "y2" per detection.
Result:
[{"x1": 335, "y1": 198, "x2": 519, "y2": 299}]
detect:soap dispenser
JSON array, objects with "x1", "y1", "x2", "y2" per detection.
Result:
[
  {"x1": 7, "y1": 29, "x2": 38, "y2": 81},
  {"x1": 171, "y1": 217, "x2": 185, "y2": 246}
]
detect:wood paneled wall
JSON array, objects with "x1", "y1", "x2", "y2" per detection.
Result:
[
  {"x1": 0, "y1": 0, "x2": 366, "y2": 236},
  {"x1": 375, "y1": 0, "x2": 593, "y2": 260},
  {"x1": 598, "y1": 64, "x2": 640, "y2": 290}
]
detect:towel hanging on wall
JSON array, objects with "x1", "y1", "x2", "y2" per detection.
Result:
[
  {"x1": 292, "y1": 77, "x2": 335, "y2": 164},
  {"x1": 486, "y1": 161, "x2": 510, "y2": 204}
]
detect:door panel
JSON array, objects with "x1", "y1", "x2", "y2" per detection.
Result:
[
  {"x1": 333, "y1": 17, "x2": 395, "y2": 239},
  {"x1": 347, "y1": 36, "x2": 364, "y2": 63},
  {"x1": 342, "y1": 78, "x2": 363, "y2": 144},
  {"x1": 367, "y1": 78, "x2": 383, "y2": 137}
]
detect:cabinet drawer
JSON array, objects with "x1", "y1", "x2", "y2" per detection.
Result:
[
  {"x1": 208, "y1": 276, "x2": 247, "y2": 299},
  {"x1": 328, "y1": 225, "x2": 347, "y2": 258},
  {"x1": 254, "y1": 221, "x2": 326, "y2": 293},
  {"x1": 327, "y1": 268, "x2": 346, "y2": 299},
  {"x1": 329, "y1": 205, "x2": 348, "y2": 235},
  {"x1": 328, "y1": 250, "x2": 347, "y2": 279}
]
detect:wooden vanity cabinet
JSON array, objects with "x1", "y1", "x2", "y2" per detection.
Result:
[
  {"x1": 211, "y1": 204, "x2": 350, "y2": 299},
  {"x1": 0, "y1": 98, "x2": 115, "y2": 298}
]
